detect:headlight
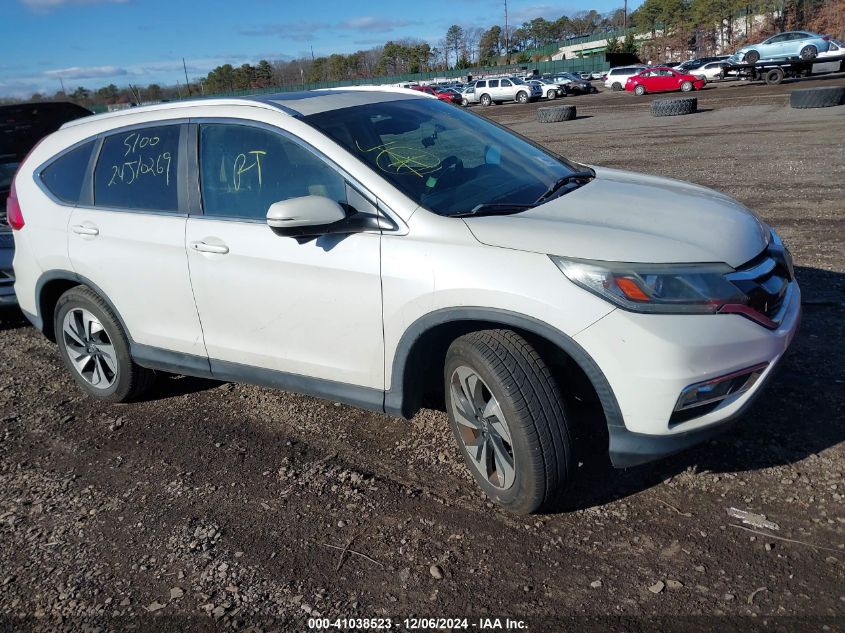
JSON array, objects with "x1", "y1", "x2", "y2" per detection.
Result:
[{"x1": 550, "y1": 256, "x2": 747, "y2": 314}]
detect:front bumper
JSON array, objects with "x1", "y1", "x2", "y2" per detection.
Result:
[{"x1": 574, "y1": 280, "x2": 801, "y2": 467}]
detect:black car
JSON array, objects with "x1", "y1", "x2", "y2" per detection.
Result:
[
  {"x1": 675, "y1": 56, "x2": 731, "y2": 72},
  {"x1": 1, "y1": 101, "x2": 92, "y2": 306}
]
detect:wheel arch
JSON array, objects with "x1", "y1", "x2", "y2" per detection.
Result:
[
  {"x1": 35, "y1": 271, "x2": 132, "y2": 344},
  {"x1": 385, "y1": 307, "x2": 624, "y2": 433}
]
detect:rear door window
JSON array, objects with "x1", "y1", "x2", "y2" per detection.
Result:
[
  {"x1": 40, "y1": 140, "x2": 95, "y2": 204},
  {"x1": 94, "y1": 125, "x2": 181, "y2": 212},
  {"x1": 488, "y1": 80, "x2": 499, "y2": 88}
]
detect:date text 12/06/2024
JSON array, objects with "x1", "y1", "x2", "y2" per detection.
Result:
[{"x1": 307, "y1": 617, "x2": 529, "y2": 630}]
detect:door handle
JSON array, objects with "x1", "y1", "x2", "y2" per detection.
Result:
[
  {"x1": 71, "y1": 224, "x2": 99, "y2": 236},
  {"x1": 189, "y1": 240, "x2": 229, "y2": 255}
]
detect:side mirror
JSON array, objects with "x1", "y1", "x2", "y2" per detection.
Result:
[
  {"x1": 266, "y1": 195, "x2": 346, "y2": 230},
  {"x1": 266, "y1": 195, "x2": 388, "y2": 239}
]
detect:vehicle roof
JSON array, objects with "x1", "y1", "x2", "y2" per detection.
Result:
[{"x1": 60, "y1": 87, "x2": 431, "y2": 131}]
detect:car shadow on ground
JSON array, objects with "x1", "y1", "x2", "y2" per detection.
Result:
[
  {"x1": 0, "y1": 307, "x2": 29, "y2": 332},
  {"x1": 554, "y1": 265, "x2": 845, "y2": 513},
  {"x1": 144, "y1": 373, "x2": 221, "y2": 401}
]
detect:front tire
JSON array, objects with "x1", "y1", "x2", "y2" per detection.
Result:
[
  {"x1": 54, "y1": 286, "x2": 155, "y2": 402},
  {"x1": 444, "y1": 330, "x2": 573, "y2": 514},
  {"x1": 634, "y1": 84, "x2": 646, "y2": 96},
  {"x1": 744, "y1": 50, "x2": 760, "y2": 64},
  {"x1": 546, "y1": 89, "x2": 557, "y2": 100},
  {"x1": 681, "y1": 80, "x2": 694, "y2": 92},
  {"x1": 516, "y1": 90, "x2": 529, "y2": 104}
]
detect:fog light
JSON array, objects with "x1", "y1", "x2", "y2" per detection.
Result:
[{"x1": 674, "y1": 363, "x2": 768, "y2": 412}]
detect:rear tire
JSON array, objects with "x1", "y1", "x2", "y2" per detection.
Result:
[
  {"x1": 765, "y1": 68, "x2": 785, "y2": 85},
  {"x1": 799, "y1": 45, "x2": 817, "y2": 60},
  {"x1": 611, "y1": 82, "x2": 623, "y2": 91},
  {"x1": 54, "y1": 286, "x2": 155, "y2": 402},
  {"x1": 744, "y1": 50, "x2": 760, "y2": 64},
  {"x1": 461, "y1": 98, "x2": 469, "y2": 107},
  {"x1": 444, "y1": 330, "x2": 573, "y2": 514}
]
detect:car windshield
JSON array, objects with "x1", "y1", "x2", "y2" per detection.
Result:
[
  {"x1": 304, "y1": 98, "x2": 579, "y2": 216},
  {"x1": 511, "y1": 77, "x2": 526, "y2": 85}
]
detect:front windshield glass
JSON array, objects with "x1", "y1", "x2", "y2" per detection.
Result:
[
  {"x1": 304, "y1": 98, "x2": 577, "y2": 216},
  {"x1": 511, "y1": 77, "x2": 526, "y2": 85}
]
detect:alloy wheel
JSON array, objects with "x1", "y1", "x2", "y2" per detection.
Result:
[
  {"x1": 62, "y1": 308, "x2": 118, "y2": 388},
  {"x1": 449, "y1": 365, "x2": 516, "y2": 490}
]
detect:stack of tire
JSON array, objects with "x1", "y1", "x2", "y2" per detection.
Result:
[{"x1": 789, "y1": 86, "x2": 845, "y2": 109}]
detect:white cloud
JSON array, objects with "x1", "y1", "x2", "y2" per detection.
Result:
[
  {"x1": 339, "y1": 17, "x2": 415, "y2": 32},
  {"x1": 240, "y1": 16, "x2": 417, "y2": 40},
  {"x1": 44, "y1": 65, "x2": 128, "y2": 79},
  {"x1": 20, "y1": 0, "x2": 128, "y2": 9}
]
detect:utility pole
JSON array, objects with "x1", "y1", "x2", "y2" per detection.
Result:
[
  {"x1": 504, "y1": 0, "x2": 510, "y2": 64},
  {"x1": 59, "y1": 77, "x2": 66, "y2": 95},
  {"x1": 182, "y1": 58, "x2": 191, "y2": 96},
  {"x1": 624, "y1": 0, "x2": 628, "y2": 30}
]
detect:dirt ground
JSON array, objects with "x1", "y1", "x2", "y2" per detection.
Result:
[{"x1": 1, "y1": 75, "x2": 843, "y2": 632}]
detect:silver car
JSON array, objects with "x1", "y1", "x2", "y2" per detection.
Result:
[
  {"x1": 734, "y1": 31, "x2": 832, "y2": 63},
  {"x1": 527, "y1": 78, "x2": 563, "y2": 100}
]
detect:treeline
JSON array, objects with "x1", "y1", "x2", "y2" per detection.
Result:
[
  {"x1": 631, "y1": 0, "x2": 845, "y2": 60},
  {"x1": 2, "y1": 82, "x2": 186, "y2": 108},
  {"x1": 204, "y1": 9, "x2": 632, "y2": 92}
]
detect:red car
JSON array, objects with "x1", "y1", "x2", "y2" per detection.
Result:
[
  {"x1": 411, "y1": 85, "x2": 462, "y2": 104},
  {"x1": 625, "y1": 67, "x2": 706, "y2": 96}
]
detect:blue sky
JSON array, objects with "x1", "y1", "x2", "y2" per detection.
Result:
[{"x1": 0, "y1": 0, "x2": 640, "y2": 98}]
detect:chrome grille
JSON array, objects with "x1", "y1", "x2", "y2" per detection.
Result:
[{"x1": 726, "y1": 239, "x2": 793, "y2": 323}]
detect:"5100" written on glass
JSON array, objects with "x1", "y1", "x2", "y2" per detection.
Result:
[{"x1": 107, "y1": 132, "x2": 172, "y2": 187}]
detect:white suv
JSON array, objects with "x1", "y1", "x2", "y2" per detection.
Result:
[
  {"x1": 472, "y1": 77, "x2": 541, "y2": 105},
  {"x1": 9, "y1": 88, "x2": 800, "y2": 514},
  {"x1": 604, "y1": 66, "x2": 648, "y2": 90}
]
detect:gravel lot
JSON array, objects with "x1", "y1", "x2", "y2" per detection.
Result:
[{"x1": 1, "y1": 76, "x2": 843, "y2": 632}]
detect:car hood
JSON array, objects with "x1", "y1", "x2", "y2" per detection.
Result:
[{"x1": 462, "y1": 167, "x2": 770, "y2": 267}]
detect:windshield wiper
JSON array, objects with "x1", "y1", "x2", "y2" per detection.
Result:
[
  {"x1": 451, "y1": 203, "x2": 535, "y2": 218},
  {"x1": 534, "y1": 169, "x2": 596, "y2": 205}
]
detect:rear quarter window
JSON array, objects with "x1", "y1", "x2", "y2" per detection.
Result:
[
  {"x1": 94, "y1": 125, "x2": 180, "y2": 212},
  {"x1": 40, "y1": 140, "x2": 95, "y2": 204}
]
